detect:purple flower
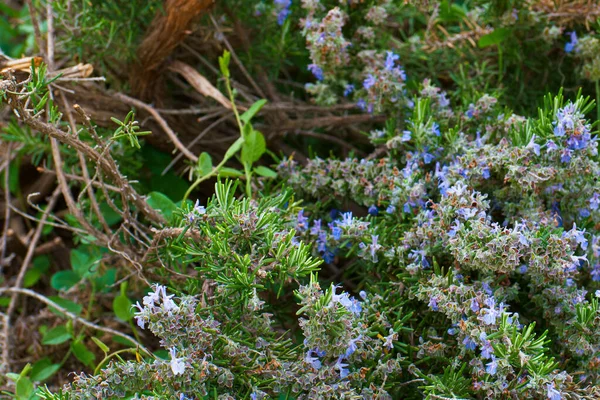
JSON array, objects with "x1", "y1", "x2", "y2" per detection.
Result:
[
  {"x1": 591, "y1": 264, "x2": 600, "y2": 281},
  {"x1": 370, "y1": 234, "x2": 381, "y2": 256},
  {"x1": 386, "y1": 205, "x2": 396, "y2": 214},
  {"x1": 590, "y1": 193, "x2": 600, "y2": 210},
  {"x1": 357, "y1": 98, "x2": 367, "y2": 110},
  {"x1": 439, "y1": 93, "x2": 450, "y2": 108},
  {"x1": 297, "y1": 210, "x2": 309, "y2": 231},
  {"x1": 480, "y1": 338, "x2": 494, "y2": 359},
  {"x1": 422, "y1": 151, "x2": 435, "y2": 164},
  {"x1": 384, "y1": 51, "x2": 400, "y2": 71},
  {"x1": 343, "y1": 84, "x2": 355, "y2": 97},
  {"x1": 307, "y1": 64, "x2": 323, "y2": 81},
  {"x1": 565, "y1": 31, "x2": 578, "y2": 53},
  {"x1": 470, "y1": 298, "x2": 480, "y2": 312},
  {"x1": 546, "y1": 139, "x2": 558, "y2": 152},
  {"x1": 466, "y1": 104, "x2": 475, "y2": 119},
  {"x1": 430, "y1": 122, "x2": 440, "y2": 136},
  {"x1": 428, "y1": 296, "x2": 439, "y2": 311},
  {"x1": 331, "y1": 226, "x2": 342, "y2": 241},
  {"x1": 401, "y1": 130, "x2": 412, "y2": 141},
  {"x1": 337, "y1": 212, "x2": 354, "y2": 228},
  {"x1": 363, "y1": 74, "x2": 376, "y2": 90},
  {"x1": 368, "y1": 205, "x2": 379, "y2": 216},
  {"x1": 345, "y1": 335, "x2": 362, "y2": 357},
  {"x1": 547, "y1": 382, "x2": 562, "y2": 400},
  {"x1": 463, "y1": 336, "x2": 477, "y2": 351},
  {"x1": 335, "y1": 356, "x2": 350, "y2": 378},
  {"x1": 408, "y1": 249, "x2": 429, "y2": 268},
  {"x1": 482, "y1": 167, "x2": 490, "y2": 179},
  {"x1": 310, "y1": 219, "x2": 322, "y2": 235},
  {"x1": 304, "y1": 350, "x2": 322, "y2": 370},
  {"x1": 485, "y1": 355, "x2": 498, "y2": 375}
]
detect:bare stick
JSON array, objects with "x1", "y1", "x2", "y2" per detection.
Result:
[
  {"x1": 1, "y1": 187, "x2": 60, "y2": 373},
  {"x1": 0, "y1": 287, "x2": 153, "y2": 358}
]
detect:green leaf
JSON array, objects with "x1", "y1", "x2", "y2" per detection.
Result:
[
  {"x1": 50, "y1": 270, "x2": 80, "y2": 291},
  {"x1": 224, "y1": 136, "x2": 244, "y2": 160},
  {"x1": 146, "y1": 191, "x2": 178, "y2": 222},
  {"x1": 217, "y1": 167, "x2": 244, "y2": 178},
  {"x1": 253, "y1": 166, "x2": 277, "y2": 178},
  {"x1": 42, "y1": 325, "x2": 72, "y2": 345},
  {"x1": 112, "y1": 335, "x2": 135, "y2": 347},
  {"x1": 478, "y1": 28, "x2": 510, "y2": 48},
  {"x1": 16, "y1": 376, "x2": 33, "y2": 400},
  {"x1": 240, "y1": 99, "x2": 267, "y2": 125},
  {"x1": 23, "y1": 269, "x2": 42, "y2": 288},
  {"x1": 113, "y1": 294, "x2": 133, "y2": 322},
  {"x1": 48, "y1": 296, "x2": 83, "y2": 317},
  {"x1": 91, "y1": 336, "x2": 110, "y2": 353},
  {"x1": 71, "y1": 341, "x2": 96, "y2": 367},
  {"x1": 30, "y1": 358, "x2": 60, "y2": 382},
  {"x1": 241, "y1": 129, "x2": 266, "y2": 164},
  {"x1": 70, "y1": 245, "x2": 104, "y2": 278},
  {"x1": 197, "y1": 152, "x2": 213, "y2": 177},
  {"x1": 93, "y1": 268, "x2": 117, "y2": 292}
]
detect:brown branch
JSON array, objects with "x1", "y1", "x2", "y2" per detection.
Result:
[{"x1": 131, "y1": 0, "x2": 215, "y2": 100}]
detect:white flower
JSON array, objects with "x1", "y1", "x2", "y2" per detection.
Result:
[{"x1": 169, "y1": 347, "x2": 186, "y2": 375}]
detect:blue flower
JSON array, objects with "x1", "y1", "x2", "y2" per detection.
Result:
[
  {"x1": 590, "y1": 264, "x2": 600, "y2": 281},
  {"x1": 296, "y1": 210, "x2": 309, "y2": 230},
  {"x1": 430, "y1": 122, "x2": 441, "y2": 136},
  {"x1": 439, "y1": 93, "x2": 450, "y2": 108},
  {"x1": 565, "y1": 31, "x2": 578, "y2": 53},
  {"x1": 470, "y1": 298, "x2": 480, "y2": 312},
  {"x1": 401, "y1": 130, "x2": 412, "y2": 141},
  {"x1": 428, "y1": 296, "x2": 439, "y2": 311},
  {"x1": 547, "y1": 382, "x2": 562, "y2": 400},
  {"x1": 589, "y1": 193, "x2": 600, "y2": 210},
  {"x1": 307, "y1": 64, "x2": 323, "y2": 81},
  {"x1": 384, "y1": 51, "x2": 400, "y2": 71},
  {"x1": 345, "y1": 335, "x2": 362, "y2": 357},
  {"x1": 343, "y1": 84, "x2": 355, "y2": 97},
  {"x1": 485, "y1": 355, "x2": 498, "y2": 375},
  {"x1": 304, "y1": 350, "x2": 322, "y2": 370},
  {"x1": 310, "y1": 219, "x2": 322, "y2": 235},
  {"x1": 363, "y1": 74, "x2": 376, "y2": 90},
  {"x1": 368, "y1": 205, "x2": 379, "y2": 216},
  {"x1": 337, "y1": 212, "x2": 354, "y2": 228},
  {"x1": 275, "y1": 0, "x2": 292, "y2": 26},
  {"x1": 386, "y1": 205, "x2": 396, "y2": 214},
  {"x1": 482, "y1": 167, "x2": 490, "y2": 179},
  {"x1": 331, "y1": 226, "x2": 342, "y2": 241},
  {"x1": 462, "y1": 336, "x2": 477, "y2": 351},
  {"x1": 335, "y1": 356, "x2": 350, "y2": 378}
]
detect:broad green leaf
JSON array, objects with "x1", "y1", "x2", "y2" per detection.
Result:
[
  {"x1": 240, "y1": 99, "x2": 267, "y2": 125},
  {"x1": 217, "y1": 167, "x2": 244, "y2": 178},
  {"x1": 478, "y1": 28, "x2": 510, "y2": 48},
  {"x1": 224, "y1": 136, "x2": 244, "y2": 159},
  {"x1": 91, "y1": 336, "x2": 110, "y2": 353},
  {"x1": 93, "y1": 268, "x2": 117, "y2": 292},
  {"x1": 16, "y1": 376, "x2": 33, "y2": 400},
  {"x1": 48, "y1": 296, "x2": 82, "y2": 316},
  {"x1": 146, "y1": 191, "x2": 178, "y2": 222},
  {"x1": 42, "y1": 325, "x2": 72, "y2": 345},
  {"x1": 112, "y1": 335, "x2": 135, "y2": 347},
  {"x1": 23, "y1": 269, "x2": 42, "y2": 288},
  {"x1": 50, "y1": 270, "x2": 80, "y2": 291},
  {"x1": 70, "y1": 245, "x2": 104, "y2": 278},
  {"x1": 113, "y1": 294, "x2": 133, "y2": 321},
  {"x1": 30, "y1": 358, "x2": 60, "y2": 382},
  {"x1": 241, "y1": 129, "x2": 266, "y2": 164},
  {"x1": 253, "y1": 166, "x2": 277, "y2": 178},
  {"x1": 71, "y1": 341, "x2": 96, "y2": 367},
  {"x1": 197, "y1": 152, "x2": 213, "y2": 177}
]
